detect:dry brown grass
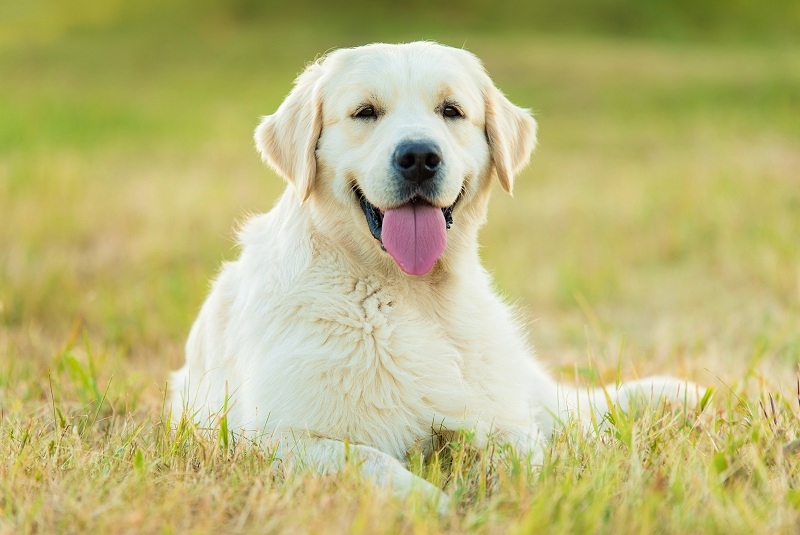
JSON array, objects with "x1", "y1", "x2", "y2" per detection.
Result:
[{"x1": 2, "y1": 17, "x2": 800, "y2": 534}]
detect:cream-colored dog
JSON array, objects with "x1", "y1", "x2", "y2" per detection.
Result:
[{"x1": 171, "y1": 41, "x2": 702, "y2": 509}]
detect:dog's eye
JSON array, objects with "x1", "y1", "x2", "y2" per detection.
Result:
[
  {"x1": 354, "y1": 106, "x2": 377, "y2": 119},
  {"x1": 442, "y1": 105, "x2": 463, "y2": 118}
]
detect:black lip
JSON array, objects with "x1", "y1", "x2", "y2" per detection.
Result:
[
  {"x1": 354, "y1": 185, "x2": 458, "y2": 245},
  {"x1": 357, "y1": 188, "x2": 385, "y2": 242}
]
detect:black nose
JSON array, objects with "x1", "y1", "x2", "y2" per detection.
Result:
[{"x1": 393, "y1": 141, "x2": 442, "y2": 184}]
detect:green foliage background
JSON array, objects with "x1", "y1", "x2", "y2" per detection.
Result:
[{"x1": 5, "y1": 0, "x2": 800, "y2": 46}]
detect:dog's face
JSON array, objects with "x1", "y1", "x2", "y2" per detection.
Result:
[{"x1": 255, "y1": 42, "x2": 536, "y2": 276}]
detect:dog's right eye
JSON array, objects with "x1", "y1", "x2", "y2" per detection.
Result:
[{"x1": 353, "y1": 107, "x2": 377, "y2": 119}]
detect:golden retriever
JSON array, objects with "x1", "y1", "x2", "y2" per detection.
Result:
[{"x1": 171, "y1": 41, "x2": 703, "y2": 510}]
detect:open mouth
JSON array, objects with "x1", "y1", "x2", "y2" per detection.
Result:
[{"x1": 354, "y1": 185, "x2": 458, "y2": 276}]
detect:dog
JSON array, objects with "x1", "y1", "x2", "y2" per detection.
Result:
[{"x1": 170, "y1": 41, "x2": 704, "y2": 509}]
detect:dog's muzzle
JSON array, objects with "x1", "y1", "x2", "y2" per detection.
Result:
[{"x1": 355, "y1": 185, "x2": 457, "y2": 276}]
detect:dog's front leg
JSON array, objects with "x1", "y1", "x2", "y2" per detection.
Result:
[{"x1": 273, "y1": 436, "x2": 450, "y2": 513}]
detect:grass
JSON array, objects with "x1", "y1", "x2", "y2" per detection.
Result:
[{"x1": 2, "y1": 7, "x2": 800, "y2": 534}]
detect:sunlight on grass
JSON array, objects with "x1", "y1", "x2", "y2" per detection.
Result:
[{"x1": 1, "y1": 4, "x2": 799, "y2": 533}]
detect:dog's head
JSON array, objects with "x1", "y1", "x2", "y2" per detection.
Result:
[{"x1": 255, "y1": 42, "x2": 536, "y2": 276}]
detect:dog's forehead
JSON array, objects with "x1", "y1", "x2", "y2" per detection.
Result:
[{"x1": 322, "y1": 43, "x2": 487, "y2": 112}]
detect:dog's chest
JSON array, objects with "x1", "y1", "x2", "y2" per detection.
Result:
[
  {"x1": 294, "y1": 272, "x2": 458, "y2": 379},
  {"x1": 266, "y1": 270, "x2": 468, "y2": 454},
  {"x1": 328, "y1": 275, "x2": 395, "y2": 339}
]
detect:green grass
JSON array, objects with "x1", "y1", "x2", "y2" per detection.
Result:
[{"x1": 2, "y1": 7, "x2": 800, "y2": 534}]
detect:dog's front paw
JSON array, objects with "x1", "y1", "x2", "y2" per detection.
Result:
[
  {"x1": 383, "y1": 463, "x2": 451, "y2": 515},
  {"x1": 418, "y1": 477, "x2": 451, "y2": 516}
]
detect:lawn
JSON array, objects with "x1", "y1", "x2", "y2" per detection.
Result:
[{"x1": 1, "y1": 4, "x2": 800, "y2": 533}]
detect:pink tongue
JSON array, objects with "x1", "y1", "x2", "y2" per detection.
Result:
[{"x1": 382, "y1": 203, "x2": 447, "y2": 276}]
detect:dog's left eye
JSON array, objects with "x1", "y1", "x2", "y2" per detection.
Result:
[
  {"x1": 354, "y1": 107, "x2": 377, "y2": 119},
  {"x1": 442, "y1": 105, "x2": 463, "y2": 118}
]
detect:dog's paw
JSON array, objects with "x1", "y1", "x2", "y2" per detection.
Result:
[
  {"x1": 435, "y1": 490, "x2": 452, "y2": 516},
  {"x1": 383, "y1": 463, "x2": 451, "y2": 515}
]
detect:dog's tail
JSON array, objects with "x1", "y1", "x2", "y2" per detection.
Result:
[{"x1": 546, "y1": 376, "x2": 707, "y2": 433}]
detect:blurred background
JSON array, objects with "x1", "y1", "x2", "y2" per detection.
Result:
[{"x1": 1, "y1": 0, "x2": 799, "y2": 408}]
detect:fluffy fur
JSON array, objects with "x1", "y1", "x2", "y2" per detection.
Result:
[{"x1": 171, "y1": 42, "x2": 703, "y2": 509}]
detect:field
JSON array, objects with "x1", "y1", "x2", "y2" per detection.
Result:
[{"x1": 2, "y1": 4, "x2": 800, "y2": 533}]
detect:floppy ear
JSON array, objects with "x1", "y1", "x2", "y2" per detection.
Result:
[
  {"x1": 254, "y1": 62, "x2": 324, "y2": 202},
  {"x1": 485, "y1": 84, "x2": 538, "y2": 195}
]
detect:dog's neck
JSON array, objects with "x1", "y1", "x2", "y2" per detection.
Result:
[{"x1": 267, "y1": 187, "x2": 490, "y2": 290}]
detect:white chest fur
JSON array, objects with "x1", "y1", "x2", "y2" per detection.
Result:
[
  {"x1": 192, "y1": 252, "x2": 473, "y2": 458},
  {"x1": 176, "y1": 201, "x2": 545, "y2": 461}
]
